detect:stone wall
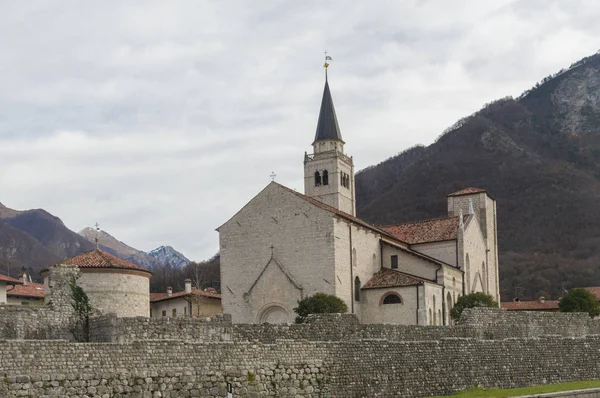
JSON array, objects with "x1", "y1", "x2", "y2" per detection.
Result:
[
  {"x1": 4, "y1": 335, "x2": 600, "y2": 397},
  {"x1": 87, "y1": 309, "x2": 600, "y2": 345},
  {"x1": 90, "y1": 313, "x2": 233, "y2": 343},
  {"x1": 0, "y1": 264, "x2": 79, "y2": 341}
]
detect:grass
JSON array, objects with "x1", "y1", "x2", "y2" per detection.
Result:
[{"x1": 434, "y1": 380, "x2": 600, "y2": 397}]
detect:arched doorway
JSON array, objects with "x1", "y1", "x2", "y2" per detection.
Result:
[{"x1": 258, "y1": 304, "x2": 289, "y2": 324}]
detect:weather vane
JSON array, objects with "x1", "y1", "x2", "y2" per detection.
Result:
[
  {"x1": 324, "y1": 51, "x2": 332, "y2": 79},
  {"x1": 94, "y1": 222, "x2": 100, "y2": 250}
]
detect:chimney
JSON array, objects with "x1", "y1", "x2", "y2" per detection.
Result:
[
  {"x1": 166, "y1": 286, "x2": 173, "y2": 297},
  {"x1": 184, "y1": 279, "x2": 192, "y2": 294},
  {"x1": 539, "y1": 296, "x2": 545, "y2": 304},
  {"x1": 19, "y1": 273, "x2": 29, "y2": 286}
]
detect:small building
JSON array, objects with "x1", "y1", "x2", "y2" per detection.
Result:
[
  {"x1": 0, "y1": 273, "x2": 22, "y2": 304},
  {"x1": 150, "y1": 279, "x2": 221, "y2": 318},
  {"x1": 6, "y1": 273, "x2": 44, "y2": 305},
  {"x1": 42, "y1": 249, "x2": 152, "y2": 317},
  {"x1": 501, "y1": 297, "x2": 559, "y2": 312}
]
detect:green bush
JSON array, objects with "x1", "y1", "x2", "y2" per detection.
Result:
[
  {"x1": 559, "y1": 288, "x2": 600, "y2": 318},
  {"x1": 293, "y1": 293, "x2": 348, "y2": 324},
  {"x1": 450, "y1": 292, "x2": 498, "y2": 322}
]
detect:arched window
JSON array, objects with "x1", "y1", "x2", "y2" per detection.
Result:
[
  {"x1": 433, "y1": 295, "x2": 437, "y2": 325},
  {"x1": 352, "y1": 248, "x2": 357, "y2": 268},
  {"x1": 314, "y1": 171, "x2": 321, "y2": 186},
  {"x1": 452, "y1": 277, "x2": 456, "y2": 287},
  {"x1": 429, "y1": 309, "x2": 432, "y2": 324},
  {"x1": 382, "y1": 293, "x2": 402, "y2": 305},
  {"x1": 372, "y1": 253, "x2": 378, "y2": 273},
  {"x1": 322, "y1": 170, "x2": 329, "y2": 185},
  {"x1": 438, "y1": 309, "x2": 442, "y2": 325},
  {"x1": 354, "y1": 276, "x2": 361, "y2": 302}
]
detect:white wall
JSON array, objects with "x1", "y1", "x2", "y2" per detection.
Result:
[
  {"x1": 412, "y1": 240, "x2": 457, "y2": 266},
  {"x1": 333, "y1": 219, "x2": 382, "y2": 320},
  {"x1": 151, "y1": 298, "x2": 190, "y2": 318},
  {"x1": 381, "y1": 245, "x2": 438, "y2": 280},
  {"x1": 361, "y1": 286, "x2": 420, "y2": 324},
  {"x1": 219, "y1": 183, "x2": 337, "y2": 323},
  {"x1": 0, "y1": 282, "x2": 6, "y2": 304},
  {"x1": 72, "y1": 271, "x2": 149, "y2": 317}
]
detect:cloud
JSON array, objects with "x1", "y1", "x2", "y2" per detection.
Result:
[{"x1": 1, "y1": 0, "x2": 599, "y2": 261}]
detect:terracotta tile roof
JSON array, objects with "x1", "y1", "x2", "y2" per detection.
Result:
[
  {"x1": 150, "y1": 288, "x2": 221, "y2": 303},
  {"x1": 0, "y1": 273, "x2": 22, "y2": 284},
  {"x1": 277, "y1": 183, "x2": 453, "y2": 267},
  {"x1": 44, "y1": 249, "x2": 152, "y2": 274},
  {"x1": 381, "y1": 216, "x2": 465, "y2": 244},
  {"x1": 362, "y1": 268, "x2": 431, "y2": 290},
  {"x1": 501, "y1": 300, "x2": 559, "y2": 311},
  {"x1": 447, "y1": 187, "x2": 487, "y2": 197},
  {"x1": 275, "y1": 183, "x2": 409, "y2": 245},
  {"x1": 6, "y1": 282, "x2": 44, "y2": 299},
  {"x1": 581, "y1": 287, "x2": 600, "y2": 300}
]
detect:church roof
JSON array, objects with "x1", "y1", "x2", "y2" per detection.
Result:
[
  {"x1": 362, "y1": 268, "x2": 431, "y2": 290},
  {"x1": 448, "y1": 187, "x2": 487, "y2": 197},
  {"x1": 381, "y1": 216, "x2": 463, "y2": 244},
  {"x1": 42, "y1": 249, "x2": 152, "y2": 275},
  {"x1": 0, "y1": 273, "x2": 22, "y2": 284},
  {"x1": 313, "y1": 79, "x2": 343, "y2": 144}
]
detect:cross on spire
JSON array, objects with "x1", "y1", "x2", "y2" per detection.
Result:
[
  {"x1": 94, "y1": 222, "x2": 100, "y2": 250},
  {"x1": 270, "y1": 171, "x2": 277, "y2": 181}
]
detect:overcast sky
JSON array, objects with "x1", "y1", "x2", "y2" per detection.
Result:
[{"x1": 1, "y1": 0, "x2": 599, "y2": 261}]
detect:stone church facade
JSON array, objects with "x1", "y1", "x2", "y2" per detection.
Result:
[{"x1": 218, "y1": 76, "x2": 500, "y2": 325}]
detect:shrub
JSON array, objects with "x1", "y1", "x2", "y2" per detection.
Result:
[
  {"x1": 450, "y1": 292, "x2": 498, "y2": 321},
  {"x1": 559, "y1": 288, "x2": 600, "y2": 318},
  {"x1": 293, "y1": 293, "x2": 348, "y2": 323}
]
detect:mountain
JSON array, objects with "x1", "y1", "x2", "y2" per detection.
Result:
[
  {"x1": 78, "y1": 227, "x2": 162, "y2": 270},
  {"x1": 148, "y1": 245, "x2": 191, "y2": 268},
  {"x1": 355, "y1": 51, "x2": 600, "y2": 301},
  {"x1": 0, "y1": 203, "x2": 94, "y2": 278}
]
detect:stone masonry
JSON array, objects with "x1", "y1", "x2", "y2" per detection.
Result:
[
  {"x1": 0, "y1": 264, "x2": 79, "y2": 340},
  {"x1": 3, "y1": 308, "x2": 600, "y2": 397}
]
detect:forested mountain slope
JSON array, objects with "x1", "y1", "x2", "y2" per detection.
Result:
[{"x1": 356, "y1": 52, "x2": 600, "y2": 300}]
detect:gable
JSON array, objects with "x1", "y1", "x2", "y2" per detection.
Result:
[{"x1": 217, "y1": 182, "x2": 332, "y2": 232}]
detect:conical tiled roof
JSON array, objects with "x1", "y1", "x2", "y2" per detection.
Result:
[
  {"x1": 313, "y1": 79, "x2": 343, "y2": 144},
  {"x1": 43, "y1": 249, "x2": 152, "y2": 275}
]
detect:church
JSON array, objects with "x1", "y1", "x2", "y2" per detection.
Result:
[{"x1": 218, "y1": 73, "x2": 500, "y2": 325}]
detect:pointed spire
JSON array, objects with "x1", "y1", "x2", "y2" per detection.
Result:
[{"x1": 313, "y1": 74, "x2": 343, "y2": 144}]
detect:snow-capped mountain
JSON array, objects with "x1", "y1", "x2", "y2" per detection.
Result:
[{"x1": 148, "y1": 245, "x2": 191, "y2": 268}]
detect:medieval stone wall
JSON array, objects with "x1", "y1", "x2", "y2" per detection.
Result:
[
  {"x1": 0, "y1": 264, "x2": 79, "y2": 341},
  {"x1": 87, "y1": 309, "x2": 600, "y2": 344},
  {"x1": 3, "y1": 334, "x2": 600, "y2": 397}
]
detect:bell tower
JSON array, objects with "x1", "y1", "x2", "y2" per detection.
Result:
[{"x1": 304, "y1": 69, "x2": 355, "y2": 216}]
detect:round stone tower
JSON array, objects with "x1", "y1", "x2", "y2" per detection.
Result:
[{"x1": 42, "y1": 249, "x2": 152, "y2": 317}]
